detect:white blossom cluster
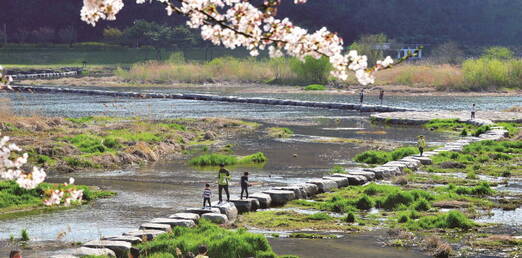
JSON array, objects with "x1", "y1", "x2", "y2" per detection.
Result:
[
  {"x1": 80, "y1": 0, "x2": 394, "y2": 85},
  {"x1": 0, "y1": 131, "x2": 82, "y2": 206}
]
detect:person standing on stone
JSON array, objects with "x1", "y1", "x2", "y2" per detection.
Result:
[
  {"x1": 202, "y1": 183, "x2": 212, "y2": 209},
  {"x1": 471, "y1": 103, "x2": 476, "y2": 120},
  {"x1": 359, "y1": 89, "x2": 365, "y2": 105},
  {"x1": 240, "y1": 172, "x2": 250, "y2": 199},
  {"x1": 417, "y1": 135, "x2": 426, "y2": 156},
  {"x1": 217, "y1": 163, "x2": 231, "y2": 203},
  {"x1": 379, "y1": 89, "x2": 384, "y2": 105}
]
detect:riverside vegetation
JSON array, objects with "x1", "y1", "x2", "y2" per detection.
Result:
[
  {"x1": 0, "y1": 111, "x2": 259, "y2": 172},
  {"x1": 239, "y1": 121, "x2": 522, "y2": 257}
]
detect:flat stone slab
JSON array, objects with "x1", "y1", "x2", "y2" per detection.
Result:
[
  {"x1": 370, "y1": 111, "x2": 522, "y2": 125},
  {"x1": 150, "y1": 218, "x2": 196, "y2": 228},
  {"x1": 296, "y1": 183, "x2": 320, "y2": 197},
  {"x1": 411, "y1": 156, "x2": 433, "y2": 165},
  {"x1": 140, "y1": 223, "x2": 172, "y2": 232},
  {"x1": 123, "y1": 230, "x2": 165, "y2": 241},
  {"x1": 184, "y1": 207, "x2": 221, "y2": 215},
  {"x1": 249, "y1": 192, "x2": 272, "y2": 209},
  {"x1": 201, "y1": 213, "x2": 229, "y2": 224},
  {"x1": 306, "y1": 179, "x2": 338, "y2": 192},
  {"x1": 83, "y1": 240, "x2": 131, "y2": 257},
  {"x1": 73, "y1": 247, "x2": 116, "y2": 257},
  {"x1": 262, "y1": 190, "x2": 296, "y2": 206},
  {"x1": 168, "y1": 212, "x2": 200, "y2": 222},
  {"x1": 274, "y1": 186, "x2": 306, "y2": 199},
  {"x1": 349, "y1": 170, "x2": 377, "y2": 180},
  {"x1": 101, "y1": 236, "x2": 142, "y2": 244},
  {"x1": 342, "y1": 174, "x2": 368, "y2": 185}
]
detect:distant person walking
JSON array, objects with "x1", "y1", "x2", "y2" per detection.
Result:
[
  {"x1": 379, "y1": 89, "x2": 384, "y2": 105},
  {"x1": 217, "y1": 163, "x2": 231, "y2": 203},
  {"x1": 417, "y1": 135, "x2": 426, "y2": 156},
  {"x1": 202, "y1": 183, "x2": 212, "y2": 209},
  {"x1": 240, "y1": 172, "x2": 250, "y2": 199},
  {"x1": 471, "y1": 103, "x2": 476, "y2": 120},
  {"x1": 359, "y1": 89, "x2": 365, "y2": 104}
]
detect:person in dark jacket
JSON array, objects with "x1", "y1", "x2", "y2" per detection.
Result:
[{"x1": 240, "y1": 172, "x2": 250, "y2": 199}]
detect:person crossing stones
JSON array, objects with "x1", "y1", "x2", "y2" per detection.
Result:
[
  {"x1": 471, "y1": 103, "x2": 476, "y2": 120},
  {"x1": 217, "y1": 163, "x2": 231, "y2": 203},
  {"x1": 417, "y1": 135, "x2": 426, "y2": 156}
]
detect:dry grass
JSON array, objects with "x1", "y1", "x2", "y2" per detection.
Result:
[
  {"x1": 503, "y1": 106, "x2": 522, "y2": 112},
  {"x1": 375, "y1": 64, "x2": 464, "y2": 87}
]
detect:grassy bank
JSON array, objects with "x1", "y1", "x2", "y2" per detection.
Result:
[
  {"x1": 138, "y1": 220, "x2": 292, "y2": 258},
  {"x1": 0, "y1": 180, "x2": 114, "y2": 219},
  {"x1": 0, "y1": 112, "x2": 258, "y2": 171}
]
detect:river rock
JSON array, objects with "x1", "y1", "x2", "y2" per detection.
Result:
[
  {"x1": 101, "y1": 236, "x2": 142, "y2": 244},
  {"x1": 168, "y1": 213, "x2": 200, "y2": 222},
  {"x1": 306, "y1": 179, "x2": 338, "y2": 193},
  {"x1": 249, "y1": 192, "x2": 272, "y2": 208},
  {"x1": 123, "y1": 230, "x2": 165, "y2": 241},
  {"x1": 149, "y1": 218, "x2": 196, "y2": 228},
  {"x1": 262, "y1": 190, "x2": 296, "y2": 206},
  {"x1": 230, "y1": 199, "x2": 253, "y2": 213},
  {"x1": 341, "y1": 174, "x2": 367, "y2": 185},
  {"x1": 323, "y1": 176, "x2": 349, "y2": 188},
  {"x1": 349, "y1": 170, "x2": 376, "y2": 180},
  {"x1": 201, "y1": 213, "x2": 229, "y2": 224},
  {"x1": 184, "y1": 207, "x2": 221, "y2": 215},
  {"x1": 73, "y1": 247, "x2": 116, "y2": 257},
  {"x1": 83, "y1": 240, "x2": 131, "y2": 257},
  {"x1": 140, "y1": 223, "x2": 172, "y2": 232}
]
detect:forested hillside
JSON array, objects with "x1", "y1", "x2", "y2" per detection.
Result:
[{"x1": 0, "y1": 0, "x2": 520, "y2": 45}]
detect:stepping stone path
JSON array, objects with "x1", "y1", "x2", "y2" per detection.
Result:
[{"x1": 63, "y1": 115, "x2": 510, "y2": 258}]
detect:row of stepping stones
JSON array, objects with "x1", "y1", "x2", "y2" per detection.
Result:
[
  {"x1": 11, "y1": 71, "x2": 79, "y2": 79},
  {"x1": 51, "y1": 123, "x2": 507, "y2": 258}
]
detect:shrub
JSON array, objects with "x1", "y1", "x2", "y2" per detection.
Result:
[
  {"x1": 303, "y1": 84, "x2": 326, "y2": 91},
  {"x1": 353, "y1": 150, "x2": 390, "y2": 164},
  {"x1": 392, "y1": 176, "x2": 408, "y2": 186},
  {"x1": 240, "y1": 152, "x2": 268, "y2": 164},
  {"x1": 290, "y1": 56, "x2": 331, "y2": 84},
  {"x1": 410, "y1": 211, "x2": 474, "y2": 230},
  {"x1": 356, "y1": 195, "x2": 373, "y2": 210},
  {"x1": 466, "y1": 171, "x2": 477, "y2": 180},
  {"x1": 398, "y1": 214, "x2": 409, "y2": 223},
  {"x1": 482, "y1": 47, "x2": 514, "y2": 60},
  {"x1": 330, "y1": 165, "x2": 345, "y2": 174},
  {"x1": 21, "y1": 229, "x2": 29, "y2": 241},
  {"x1": 345, "y1": 212, "x2": 356, "y2": 223}
]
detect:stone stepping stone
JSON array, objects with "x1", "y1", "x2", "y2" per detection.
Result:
[
  {"x1": 295, "y1": 183, "x2": 320, "y2": 197},
  {"x1": 306, "y1": 179, "x2": 338, "y2": 192},
  {"x1": 348, "y1": 170, "x2": 376, "y2": 180},
  {"x1": 230, "y1": 199, "x2": 253, "y2": 213},
  {"x1": 73, "y1": 247, "x2": 116, "y2": 257},
  {"x1": 123, "y1": 230, "x2": 165, "y2": 241},
  {"x1": 83, "y1": 240, "x2": 131, "y2": 257},
  {"x1": 249, "y1": 192, "x2": 272, "y2": 209},
  {"x1": 262, "y1": 190, "x2": 296, "y2": 206},
  {"x1": 150, "y1": 218, "x2": 196, "y2": 228},
  {"x1": 323, "y1": 176, "x2": 349, "y2": 188},
  {"x1": 332, "y1": 174, "x2": 367, "y2": 185},
  {"x1": 274, "y1": 186, "x2": 306, "y2": 199},
  {"x1": 411, "y1": 156, "x2": 433, "y2": 165},
  {"x1": 185, "y1": 207, "x2": 221, "y2": 215},
  {"x1": 212, "y1": 202, "x2": 238, "y2": 222},
  {"x1": 168, "y1": 213, "x2": 200, "y2": 222},
  {"x1": 140, "y1": 223, "x2": 172, "y2": 232},
  {"x1": 201, "y1": 213, "x2": 229, "y2": 224},
  {"x1": 101, "y1": 236, "x2": 142, "y2": 244}
]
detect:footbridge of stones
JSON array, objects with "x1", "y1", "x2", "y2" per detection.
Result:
[
  {"x1": 10, "y1": 70, "x2": 81, "y2": 80},
  {"x1": 51, "y1": 118, "x2": 510, "y2": 258},
  {"x1": 7, "y1": 85, "x2": 416, "y2": 113}
]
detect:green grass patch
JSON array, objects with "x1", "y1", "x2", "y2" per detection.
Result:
[
  {"x1": 424, "y1": 119, "x2": 489, "y2": 136},
  {"x1": 267, "y1": 127, "x2": 294, "y2": 138},
  {"x1": 288, "y1": 232, "x2": 336, "y2": 239},
  {"x1": 139, "y1": 220, "x2": 281, "y2": 258},
  {"x1": 303, "y1": 84, "x2": 327, "y2": 91},
  {"x1": 354, "y1": 146, "x2": 418, "y2": 165},
  {"x1": 189, "y1": 152, "x2": 267, "y2": 166},
  {"x1": 406, "y1": 210, "x2": 475, "y2": 230}
]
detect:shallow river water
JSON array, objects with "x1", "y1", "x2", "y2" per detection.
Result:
[{"x1": 0, "y1": 88, "x2": 520, "y2": 257}]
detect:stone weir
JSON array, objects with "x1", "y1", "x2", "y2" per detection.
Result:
[
  {"x1": 7, "y1": 85, "x2": 416, "y2": 113},
  {"x1": 10, "y1": 70, "x2": 80, "y2": 80},
  {"x1": 50, "y1": 120, "x2": 509, "y2": 258}
]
